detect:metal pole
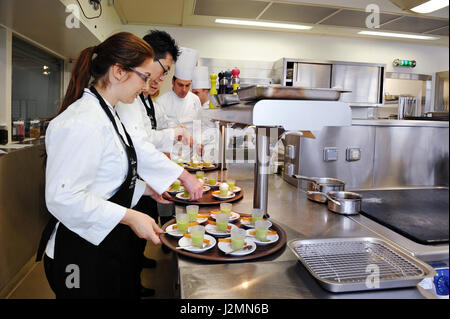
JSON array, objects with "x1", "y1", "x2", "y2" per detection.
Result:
[
  {"x1": 218, "y1": 122, "x2": 227, "y2": 170},
  {"x1": 253, "y1": 127, "x2": 270, "y2": 216}
]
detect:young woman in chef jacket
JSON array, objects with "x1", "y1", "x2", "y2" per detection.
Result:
[{"x1": 36, "y1": 32, "x2": 182, "y2": 299}]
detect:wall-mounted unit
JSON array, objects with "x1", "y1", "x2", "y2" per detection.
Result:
[{"x1": 272, "y1": 58, "x2": 386, "y2": 107}]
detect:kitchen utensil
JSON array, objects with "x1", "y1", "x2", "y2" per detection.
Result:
[
  {"x1": 288, "y1": 237, "x2": 436, "y2": 293},
  {"x1": 237, "y1": 85, "x2": 351, "y2": 101},
  {"x1": 307, "y1": 190, "x2": 362, "y2": 215},
  {"x1": 293, "y1": 174, "x2": 345, "y2": 203},
  {"x1": 326, "y1": 191, "x2": 361, "y2": 215},
  {"x1": 209, "y1": 73, "x2": 218, "y2": 109}
]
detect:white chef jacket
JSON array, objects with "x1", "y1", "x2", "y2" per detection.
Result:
[
  {"x1": 156, "y1": 90, "x2": 219, "y2": 159},
  {"x1": 156, "y1": 90, "x2": 202, "y2": 132},
  {"x1": 44, "y1": 89, "x2": 182, "y2": 258},
  {"x1": 116, "y1": 97, "x2": 175, "y2": 153}
]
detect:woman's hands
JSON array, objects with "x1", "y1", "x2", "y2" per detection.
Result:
[
  {"x1": 143, "y1": 184, "x2": 172, "y2": 204},
  {"x1": 121, "y1": 209, "x2": 164, "y2": 244}
]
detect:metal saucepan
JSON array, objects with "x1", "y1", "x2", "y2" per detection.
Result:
[
  {"x1": 293, "y1": 175, "x2": 345, "y2": 203},
  {"x1": 308, "y1": 191, "x2": 362, "y2": 215}
]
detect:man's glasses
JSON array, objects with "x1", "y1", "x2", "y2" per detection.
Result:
[
  {"x1": 129, "y1": 68, "x2": 151, "y2": 86},
  {"x1": 157, "y1": 60, "x2": 169, "y2": 77}
]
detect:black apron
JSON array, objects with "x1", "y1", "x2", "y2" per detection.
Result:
[
  {"x1": 36, "y1": 87, "x2": 141, "y2": 299},
  {"x1": 139, "y1": 93, "x2": 157, "y2": 130}
]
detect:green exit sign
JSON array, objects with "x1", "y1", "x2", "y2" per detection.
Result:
[{"x1": 393, "y1": 59, "x2": 416, "y2": 67}]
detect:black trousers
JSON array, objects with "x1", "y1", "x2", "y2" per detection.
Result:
[
  {"x1": 44, "y1": 255, "x2": 56, "y2": 294},
  {"x1": 133, "y1": 196, "x2": 158, "y2": 276}
]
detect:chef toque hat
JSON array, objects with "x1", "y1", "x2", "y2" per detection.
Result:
[
  {"x1": 192, "y1": 66, "x2": 211, "y2": 89},
  {"x1": 174, "y1": 47, "x2": 200, "y2": 81}
]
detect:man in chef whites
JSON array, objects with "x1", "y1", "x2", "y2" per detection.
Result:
[
  {"x1": 191, "y1": 66, "x2": 211, "y2": 109},
  {"x1": 156, "y1": 47, "x2": 204, "y2": 160},
  {"x1": 191, "y1": 66, "x2": 220, "y2": 163}
]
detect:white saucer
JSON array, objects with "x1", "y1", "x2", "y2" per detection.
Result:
[
  {"x1": 240, "y1": 218, "x2": 272, "y2": 229},
  {"x1": 211, "y1": 191, "x2": 236, "y2": 200},
  {"x1": 177, "y1": 234, "x2": 216, "y2": 253},
  {"x1": 232, "y1": 186, "x2": 241, "y2": 193},
  {"x1": 196, "y1": 217, "x2": 208, "y2": 224},
  {"x1": 245, "y1": 229, "x2": 279, "y2": 245},
  {"x1": 211, "y1": 211, "x2": 240, "y2": 223},
  {"x1": 202, "y1": 185, "x2": 211, "y2": 193},
  {"x1": 205, "y1": 223, "x2": 239, "y2": 237},
  {"x1": 167, "y1": 185, "x2": 184, "y2": 195},
  {"x1": 175, "y1": 192, "x2": 191, "y2": 201},
  {"x1": 186, "y1": 165, "x2": 204, "y2": 171},
  {"x1": 165, "y1": 224, "x2": 190, "y2": 238},
  {"x1": 205, "y1": 181, "x2": 220, "y2": 189},
  {"x1": 217, "y1": 238, "x2": 256, "y2": 256}
]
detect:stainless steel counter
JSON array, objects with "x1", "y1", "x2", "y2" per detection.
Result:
[
  {"x1": 352, "y1": 119, "x2": 449, "y2": 128},
  {"x1": 174, "y1": 164, "x2": 441, "y2": 299}
]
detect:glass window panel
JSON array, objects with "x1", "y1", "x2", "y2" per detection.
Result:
[{"x1": 11, "y1": 36, "x2": 63, "y2": 136}]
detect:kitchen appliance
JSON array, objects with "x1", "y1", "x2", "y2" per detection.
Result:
[
  {"x1": 288, "y1": 237, "x2": 436, "y2": 293},
  {"x1": 357, "y1": 188, "x2": 449, "y2": 245},
  {"x1": 272, "y1": 58, "x2": 385, "y2": 107}
]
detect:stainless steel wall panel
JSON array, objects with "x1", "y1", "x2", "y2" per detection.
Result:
[
  {"x1": 297, "y1": 126, "x2": 376, "y2": 190},
  {"x1": 286, "y1": 121, "x2": 449, "y2": 190},
  {"x1": 373, "y1": 126, "x2": 449, "y2": 188}
]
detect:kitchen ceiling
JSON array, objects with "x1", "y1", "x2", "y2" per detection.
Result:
[{"x1": 114, "y1": 0, "x2": 449, "y2": 45}]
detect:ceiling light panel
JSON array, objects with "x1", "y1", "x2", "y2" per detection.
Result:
[
  {"x1": 215, "y1": 18, "x2": 312, "y2": 30},
  {"x1": 411, "y1": 0, "x2": 449, "y2": 13},
  {"x1": 358, "y1": 30, "x2": 439, "y2": 40},
  {"x1": 194, "y1": 0, "x2": 270, "y2": 19}
]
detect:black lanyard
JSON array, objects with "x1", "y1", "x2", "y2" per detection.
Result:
[
  {"x1": 139, "y1": 93, "x2": 157, "y2": 130},
  {"x1": 90, "y1": 86, "x2": 138, "y2": 195}
]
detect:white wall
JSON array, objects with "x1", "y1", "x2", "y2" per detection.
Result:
[{"x1": 123, "y1": 24, "x2": 449, "y2": 76}]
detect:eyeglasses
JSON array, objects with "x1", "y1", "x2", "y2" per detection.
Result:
[
  {"x1": 157, "y1": 60, "x2": 169, "y2": 77},
  {"x1": 129, "y1": 68, "x2": 151, "y2": 86}
]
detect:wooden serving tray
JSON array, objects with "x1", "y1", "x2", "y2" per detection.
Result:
[
  {"x1": 184, "y1": 163, "x2": 220, "y2": 172},
  {"x1": 170, "y1": 189, "x2": 244, "y2": 206},
  {"x1": 160, "y1": 214, "x2": 287, "y2": 262}
]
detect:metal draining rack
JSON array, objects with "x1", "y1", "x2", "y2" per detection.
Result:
[{"x1": 288, "y1": 237, "x2": 435, "y2": 292}]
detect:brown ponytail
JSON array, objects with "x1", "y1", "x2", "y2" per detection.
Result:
[{"x1": 58, "y1": 32, "x2": 154, "y2": 115}]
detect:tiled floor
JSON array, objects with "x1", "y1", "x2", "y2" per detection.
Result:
[{"x1": 7, "y1": 242, "x2": 177, "y2": 299}]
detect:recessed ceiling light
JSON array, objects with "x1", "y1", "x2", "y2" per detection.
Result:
[
  {"x1": 411, "y1": 0, "x2": 449, "y2": 13},
  {"x1": 215, "y1": 19, "x2": 312, "y2": 30},
  {"x1": 358, "y1": 30, "x2": 439, "y2": 40}
]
